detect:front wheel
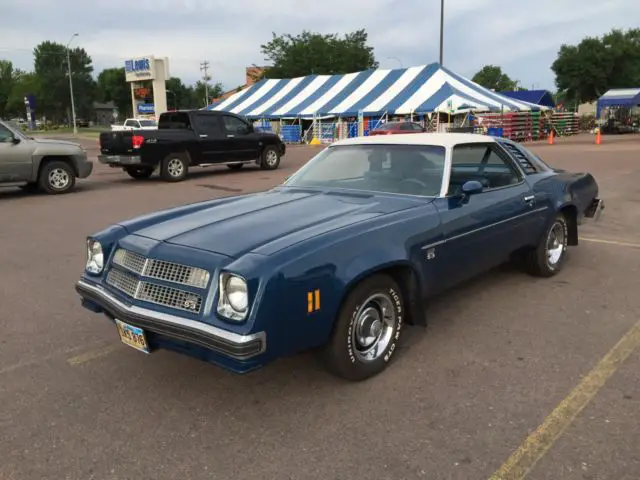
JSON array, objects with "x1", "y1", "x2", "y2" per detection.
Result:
[
  {"x1": 259, "y1": 146, "x2": 280, "y2": 170},
  {"x1": 124, "y1": 166, "x2": 154, "y2": 180},
  {"x1": 160, "y1": 154, "x2": 189, "y2": 182},
  {"x1": 38, "y1": 160, "x2": 76, "y2": 194},
  {"x1": 523, "y1": 213, "x2": 569, "y2": 277},
  {"x1": 320, "y1": 274, "x2": 404, "y2": 381}
]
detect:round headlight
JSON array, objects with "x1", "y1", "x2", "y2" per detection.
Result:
[
  {"x1": 86, "y1": 239, "x2": 104, "y2": 274},
  {"x1": 226, "y1": 275, "x2": 248, "y2": 312}
]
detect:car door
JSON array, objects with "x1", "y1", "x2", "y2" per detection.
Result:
[
  {"x1": 192, "y1": 113, "x2": 225, "y2": 164},
  {"x1": 430, "y1": 142, "x2": 536, "y2": 290},
  {"x1": 220, "y1": 115, "x2": 259, "y2": 162},
  {"x1": 0, "y1": 124, "x2": 34, "y2": 182}
]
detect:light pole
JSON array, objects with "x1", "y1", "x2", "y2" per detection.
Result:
[
  {"x1": 387, "y1": 56, "x2": 403, "y2": 68},
  {"x1": 66, "y1": 33, "x2": 79, "y2": 135},
  {"x1": 439, "y1": 0, "x2": 444, "y2": 65}
]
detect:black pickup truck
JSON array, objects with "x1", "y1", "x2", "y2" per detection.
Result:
[{"x1": 98, "y1": 110, "x2": 286, "y2": 182}]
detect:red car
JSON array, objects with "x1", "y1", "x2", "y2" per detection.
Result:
[{"x1": 368, "y1": 121, "x2": 426, "y2": 135}]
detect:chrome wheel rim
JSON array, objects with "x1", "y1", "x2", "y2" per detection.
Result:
[
  {"x1": 167, "y1": 158, "x2": 184, "y2": 177},
  {"x1": 265, "y1": 150, "x2": 278, "y2": 166},
  {"x1": 547, "y1": 222, "x2": 566, "y2": 267},
  {"x1": 48, "y1": 168, "x2": 70, "y2": 189},
  {"x1": 351, "y1": 293, "x2": 396, "y2": 362}
]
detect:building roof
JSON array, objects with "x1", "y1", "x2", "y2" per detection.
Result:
[{"x1": 207, "y1": 63, "x2": 548, "y2": 119}]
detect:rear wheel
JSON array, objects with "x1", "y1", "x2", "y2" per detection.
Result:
[
  {"x1": 124, "y1": 166, "x2": 154, "y2": 180},
  {"x1": 523, "y1": 213, "x2": 569, "y2": 277},
  {"x1": 38, "y1": 160, "x2": 76, "y2": 194},
  {"x1": 160, "y1": 154, "x2": 189, "y2": 182},
  {"x1": 321, "y1": 274, "x2": 404, "y2": 381},
  {"x1": 259, "y1": 146, "x2": 280, "y2": 170},
  {"x1": 227, "y1": 163, "x2": 244, "y2": 170}
]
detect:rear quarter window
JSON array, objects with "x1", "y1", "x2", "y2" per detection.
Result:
[{"x1": 158, "y1": 112, "x2": 191, "y2": 129}]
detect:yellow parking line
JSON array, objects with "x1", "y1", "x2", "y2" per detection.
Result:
[
  {"x1": 488, "y1": 319, "x2": 640, "y2": 480},
  {"x1": 580, "y1": 237, "x2": 640, "y2": 249},
  {"x1": 67, "y1": 343, "x2": 123, "y2": 366}
]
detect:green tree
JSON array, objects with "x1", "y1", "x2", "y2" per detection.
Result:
[
  {"x1": 0, "y1": 60, "x2": 19, "y2": 118},
  {"x1": 551, "y1": 28, "x2": 640, "y2": 103},
  {"x1": 33, "y1": 40, "x2": 96, "y2": 122},
  {"x1": 260, "y1": 29, "x2": 378, "y2": 78},
  {"x1": 471, "y1": 65, "x2": 517, "y2": 91},
  {"x1": 194, "y1": 80, "x2": 224, "y2": 107},
  {"x1": 96, "y1": 67, "x2": 130, "y2": 117},
  {"x1": 5, "y1": 71, "x2": 40, "y2": 118}
]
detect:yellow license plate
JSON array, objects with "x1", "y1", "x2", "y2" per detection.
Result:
[{"x1": 115, "y1": 319, "x2": 150, "y2": 354}]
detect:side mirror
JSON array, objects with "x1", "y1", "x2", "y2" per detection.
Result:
[
  {"x1": 11, "y1": 136, "x2": 20, "y2": 144},
  {"x1": 461, "y1": 180, "x2": 484, "y2": 195},
  {"x1": 421, "y1": 127, "x2": 427, "y2": 132}
]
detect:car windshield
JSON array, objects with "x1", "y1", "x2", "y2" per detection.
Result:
[
  {"x1": 373, "y1": 121, "x2": 402, "y2": 130},
  {"x1": 284, "y1": 144, "x2": 446, "y2": 197},
  {"x1": 139, "y1": 120, "x2": 156, "y2": 127}
]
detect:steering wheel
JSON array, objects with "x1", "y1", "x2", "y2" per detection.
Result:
[{"x1": 399, "y1": 177, "x2": 428, "y2": 194}]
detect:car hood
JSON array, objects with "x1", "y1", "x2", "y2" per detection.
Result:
[
  {"x1": 130, "y1": 188, "x2": 427, "y2": 258},
  {"x1": 31, "y1": 137, "x2": 82, "y2": 148}
]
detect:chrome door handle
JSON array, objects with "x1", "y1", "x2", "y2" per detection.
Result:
[
  {"x1": 227, "y1": 134, "x2": 235, "y2": 138},
  {"x1": 523, "y1": 195, "x2": 535, "y2": 205},
  {"x1": 199, "y1": 134, "x2": 208, "y2": 138}
]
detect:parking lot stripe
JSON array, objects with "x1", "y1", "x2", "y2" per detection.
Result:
[
  {"x1": 580, "y1": 237, "x2": 640, "y2": 249},
  {"x1": 67, "y1": 343, "x2": 124, "y2": 366},
  {"x1": 488, "y1": 319, "x2": 640, "y2": 480}
]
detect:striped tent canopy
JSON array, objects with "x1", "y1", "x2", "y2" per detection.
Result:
[{"x1": 208, "y1": 63, "x2": 548, "y2": 119}]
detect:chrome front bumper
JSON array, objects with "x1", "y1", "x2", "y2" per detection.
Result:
[{"x1": 75, "y1": 279, "x2": 266, "y2": 360}]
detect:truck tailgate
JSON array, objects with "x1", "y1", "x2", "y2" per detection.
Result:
[{"x1": 99, "y1": 131, "x2": 133, "y2": 154}]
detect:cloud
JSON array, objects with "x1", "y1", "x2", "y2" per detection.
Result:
[{"x1": 0, "y1": 0, "x2": 638, "y2": 91}]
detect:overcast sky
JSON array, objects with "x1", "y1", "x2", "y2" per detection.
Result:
[{"x1": 1, "y1": 0, "x2": 638, "y2": 92}]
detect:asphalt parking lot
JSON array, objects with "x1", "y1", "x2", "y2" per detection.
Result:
[{"x1": 1, "y1": 133, "x2": 639, "y2": 480}]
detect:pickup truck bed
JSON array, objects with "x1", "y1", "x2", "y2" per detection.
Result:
[{"x1": 98, "y1": 110, "x2": 285, "y2": 182}]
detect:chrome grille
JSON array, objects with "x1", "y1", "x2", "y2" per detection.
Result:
[
  {"x1": 106, "y1": 268, "x2": 203, "y2": 314},
  {"x1": 112, "y1": 248, "x2": 210, "y2": 288}
]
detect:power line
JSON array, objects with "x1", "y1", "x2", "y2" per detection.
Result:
[{"x1": 199, "y1": 60, "x2": 210, "y2": 107}]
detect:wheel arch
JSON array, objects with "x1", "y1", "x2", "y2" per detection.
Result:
[
  {"x1": 37, "y1": 155, "x2": 77, "y2": 177},
  {"x1": 340, "y1": 261, "x2": 426, "y2": 327}
]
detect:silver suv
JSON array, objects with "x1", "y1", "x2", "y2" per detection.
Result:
[{"x1": 0, "y1": 120, "x2": 93, "y2": 194}]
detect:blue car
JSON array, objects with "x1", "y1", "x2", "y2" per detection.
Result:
[{"x1": 75, "y1": 133, "x2": 604, "y2": 381}]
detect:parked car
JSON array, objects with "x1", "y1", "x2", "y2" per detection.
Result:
[
  {"x1": 98, "y1": 110, "x2": 286, "y2": 182},
  {"x1": 75, "y1": 133, "x2": 603, "y2": 381},
  {"x1": 110, "y1": 118, "x2": 157, "y2": 132},
  {"x1": 0, "y1": 120, "x2": 93, "y2": 194},
  {"x1": 368, "y1": 120, "x2": 426, "y2": 135}
]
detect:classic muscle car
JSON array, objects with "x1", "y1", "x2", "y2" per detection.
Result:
[{"x1": 75, "y1": 133, "x2": 604, "y2": 381}]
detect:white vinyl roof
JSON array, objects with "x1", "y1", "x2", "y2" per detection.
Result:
[{"x1": 331, "y1": 132, "x2": 497, "y2": 149}]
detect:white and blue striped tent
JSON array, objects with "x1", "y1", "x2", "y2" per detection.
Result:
[{"x1": 208, "y1": 63, "x2": 547, "y2": 119}]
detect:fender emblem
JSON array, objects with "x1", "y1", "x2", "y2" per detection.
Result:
[{"x1": 425, "y1": 248, "x2": 436, "y2": 260}]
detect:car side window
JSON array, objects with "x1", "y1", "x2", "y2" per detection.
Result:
[
  {"x1": 448, "y1": 144, "x2": 522, "y2": 195},
  {"x1": 222, "y1": 115, "x2": 249, "y2": 134},
  {"x1": 410, "y1": 123, "x2": 423, "y2": 131},
  {"x1": 195, "y1": 115, "x2": 222, "y2": 135},
  {"x1": 399, "y1": 123, "x2": 412, "y2": 131},
  {"x1": 0, "y1": 124, "x2": 13, "y2": 142}
]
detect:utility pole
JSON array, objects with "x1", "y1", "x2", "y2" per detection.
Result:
[
  {"x1": 439, "y1": 0, "x2": 444, "y2": 65},
  {"x1": 67, "y1": 33, "x2": 79, "y2": 135},
  {"x1": 200, "y1": 60, "x2": 210, "y2": 107}
]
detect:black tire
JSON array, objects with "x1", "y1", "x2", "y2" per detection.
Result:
[
  {"x1": 320, "y1": 273, "x2": 405, "y2": 381},
  {"x1": 160, "y1": 154, "x2": 189, "y2": 182},
  {"x1": 125, "y1": 166, "x2": 154, "y2": 180},
  {"x1": 259, "y1": 145, "x2": 280, "y2": 170},
  {"x1": 227, "y1": 163, "x2": 244, "y2": 170},
  {"x1": 523, "y1": 213, "x2": 569, "y2": 277},
  {"x1": 38, "y1": 160, "x2": 76, "y2": 194}
]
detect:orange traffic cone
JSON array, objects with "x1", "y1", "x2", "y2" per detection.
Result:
[
  {"x1": 547, "y1": 130, "x2": 554, "y2": 145},
  {"x1": 595, "y1": 129, "x2": 602, "y2": 145}
]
